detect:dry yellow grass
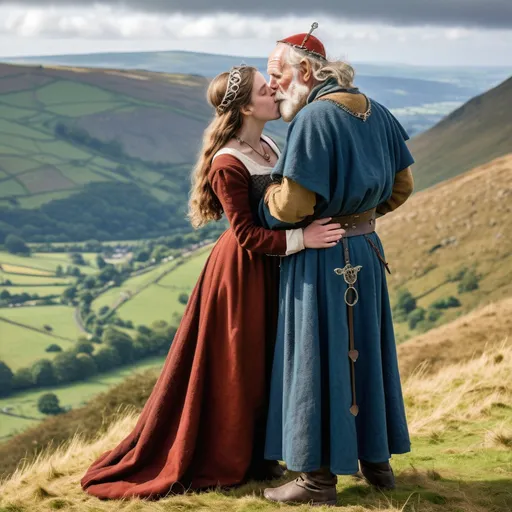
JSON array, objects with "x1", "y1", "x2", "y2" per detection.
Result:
[
  {"x1": 404, "y1": 342, "x2": 511, "y2": 435},
  {"x1": 1, "y1": 263, "x2": 53, "y2": 276},
  {"x1": 397, "y1": 296, "x2": 512, "y2": 378},
  {"x1": 1, "y1": 343, "x2": 510, "y2": 511}
]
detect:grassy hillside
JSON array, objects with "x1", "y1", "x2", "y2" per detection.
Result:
[
  {"x1": 0, "y1": 62, "x2": 284, "y2": 242},
  {"x1": 0, "y1": 285, "x2": 510, "y2": 484},
  {"x1": 0, "y1": 312, "x2": 509, "y2": 511},
  {"x1": 379, "y1": 153, "x2": 512, "y2": 343},
  {"x1": 0, "y1": 63, "x2": 217, "y2": 241},
  {"x1": 409, "y1": 76, "x2": 512, "y2": 191}
]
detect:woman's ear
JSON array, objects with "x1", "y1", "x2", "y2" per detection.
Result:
[{"x1": 240, "y1": 104, "x2": 254, "y2": 116}]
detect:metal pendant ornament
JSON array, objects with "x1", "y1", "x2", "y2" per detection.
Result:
[{"x1": 334, "y1": 263, "x2": 362, "y2": 306}]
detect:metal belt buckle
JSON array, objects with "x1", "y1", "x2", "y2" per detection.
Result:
[{"x1": 334, "y1": 264, "x2": 362, "y2": 306}]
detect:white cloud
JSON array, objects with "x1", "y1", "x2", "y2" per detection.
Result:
[
  {"x1": 444, "y1": 28, "x2": 470, "y2": 40},
  {"x1": 0, "y1": 5, "x2": 511, "y2": 66}
]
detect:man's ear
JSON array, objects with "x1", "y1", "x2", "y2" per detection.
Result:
[{"x1": 300, "y1": 58, "x2": 313, "y2": 83}]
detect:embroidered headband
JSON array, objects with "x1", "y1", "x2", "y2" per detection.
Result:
[{"x1": 217, "y1": 65, "x2": 246, "y2": 115}]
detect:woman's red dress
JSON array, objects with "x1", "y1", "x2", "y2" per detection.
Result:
[{"x1": 81, "y1": 154, "x2": 287, "y2": 499}]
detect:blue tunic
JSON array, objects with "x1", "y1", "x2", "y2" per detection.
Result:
[{"x1": 260, "y1": 79, "x2": 414, "y2": 474}]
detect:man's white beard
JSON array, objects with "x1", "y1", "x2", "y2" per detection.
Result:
[{"x1": 276, "y1": 78, "x2": 310, "y2": 122}]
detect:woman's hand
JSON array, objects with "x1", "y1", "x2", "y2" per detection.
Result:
[{"x1": 303, "y1": 218, "x2": 345, "y2": 249}]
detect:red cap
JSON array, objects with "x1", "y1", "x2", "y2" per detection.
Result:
[{"x1": 278, "y1": 23, "x2": 326, "y2": 60}]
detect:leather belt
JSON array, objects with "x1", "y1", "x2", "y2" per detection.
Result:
[{"x1": 329, "y1": 207, "x2": 376, "y2": 237}]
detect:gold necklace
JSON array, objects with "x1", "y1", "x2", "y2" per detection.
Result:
[{"x1": 235, "y1": 136, "x2": 271, "y2": 162}]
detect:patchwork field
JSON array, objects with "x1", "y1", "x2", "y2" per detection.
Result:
[
  {"x1": 0, "y1": 356, "x2": 165, "y2": 440},
  {"x1": 114, "y1": 249, "x2": 210, "y2": 325},
  {"x1": 0, "y1": 62, "x2": 212, "y2": 212},
  {"x1": 0, "y1": 246, "x2": 212, "y2": 439},
  {"x1": 0, "y1": 252, "x2": 98, "y2": 275},
  {"x1": 0, "y1": 318, "x2": 76, "y2": 371},
  {"x1": 1, "y1": 304, "x2": 82, "y2": 342}
]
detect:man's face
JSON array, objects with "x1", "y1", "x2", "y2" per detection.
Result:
[{"x1": 267, "y1": 45, "x2": 311, "y2": 122}]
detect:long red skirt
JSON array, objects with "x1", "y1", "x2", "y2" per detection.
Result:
[{"x1": 81, "y1": 230, "x2": 280, "y2": 499}]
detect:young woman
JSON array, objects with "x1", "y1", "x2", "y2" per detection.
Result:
[{"x1": 81, "y1": 65, "x2": 343, "y2": 500}]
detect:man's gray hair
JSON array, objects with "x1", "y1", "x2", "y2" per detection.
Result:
[{"x1": 284, "y1": 45, "x2": 355, "y2": 89}]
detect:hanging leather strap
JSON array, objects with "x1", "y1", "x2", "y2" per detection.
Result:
[
  {"x1": 341, "y1": 237, "x2": 360, "y2": 417},
  {"x1": 364, "y1": 235, "x2": 392, "y2": 275}
]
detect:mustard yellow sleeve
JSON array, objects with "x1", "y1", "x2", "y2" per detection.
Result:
[
  {"x1": 264, "y1": 177, "x2": 317, "y2": 224},
  {"x1": 376, "y1": 167, "x2": 414, "y2": 216}
]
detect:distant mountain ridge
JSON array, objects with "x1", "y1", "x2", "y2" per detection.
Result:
[{"x1": 4, "y1": 50, "x2": 509, "y2": 139}]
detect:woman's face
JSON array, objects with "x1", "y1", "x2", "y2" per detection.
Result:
[{"x1": 247, "y1": 71, "x2": 281, "y2": 121}]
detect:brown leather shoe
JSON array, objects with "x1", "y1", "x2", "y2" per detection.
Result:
[
  {"x1": 246, "y1": 460, "x2": 285, "y2": 481},
  {"x1": 264, "y1": 468, "x2": 337, "y2": 506},
  {"x1": 360, "y1": 460, "x2": 395, "y2": 490}
]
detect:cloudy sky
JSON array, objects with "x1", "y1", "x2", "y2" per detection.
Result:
[{"x1": 1, "y1": 1, "x2": 512, "y2": 66}]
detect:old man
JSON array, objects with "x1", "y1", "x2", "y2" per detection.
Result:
[{"x1": 260, "y1": 24, "x2": 415, "y2": 506}]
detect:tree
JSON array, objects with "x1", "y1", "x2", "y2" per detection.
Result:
[
  {"x1": 55, "y1": 265, "x2": 64, "y2": 277},
  {"x1": 5, "y1": 234, "x2": 30, "y2": 255},
  {"x1": 103, "y1": 328, "x2": 134, "y2": 364},
  {"x1": 37, "y1": 393, "x2": 62, "y2": 415},
  {"x1": 135, "y1": 250, "x2": 150, "y2": 263},
  {"x1": 137, "y1": 325, "x2": 152, "y2": 336},
  {"x1": 96, "y1": 254, "x2": 106, "y2": 269},
  {"x1": 70, "y1": 266, "x2": 81, "y2": 277},
  {"x1": 133, "y1": 340, "x2": 150, "y2": 358},
  {"x1": 97, "y1": 265, "x2": 117, "y2": 284},
  {"x1": 76, "y1": 353, "x2": 98, "y2": 378},
  {"x1": 99, "y1": 305, "x2": 110, "y2": 316},
  {"x1": 62, "y1": 286, "x2": 77, "y2": 302},
  {"x1": 150, "y1": 245, "x2": 168, "y2": 263},
  {"x1": 81, "y1": 291, "x2": 94, "y2": 306},
  {"x1": 395, "y1": 288, "x2": 416, "y2": 315},
  {"x1": 0, "y1": 290, "x2": 10, "y2": 300},
  {"x1": 430, "y1": 296, "x2": 461, "y2": 310},
  {"x1": 12, "y1": 367, "x2": 33, "y2": 391},
  {"x1": 152, "y1": 320, "x2": 169, "y2": 331},
  {"x1": 94, "y1": 346, "x2": 122, "y2": 372},
  {"x1": 458, "y1": 269, "x2": 480, "y2": 293},
  {"x1": 178, "y1": 293, "x2": 189, "y2": 305},
  {"x1": 70, "y1": 253, "x2": 86, "y2": 266},
  {"x1": 30, "y1": 359, "x2": 56, "y2": 387},
  {"x1": 82, "y1": 276, "x2": 96, "y2": 290},
  {"x1": 75, "y1": 341, "x2": 95, "y2": 355},
  {"x1": 0, "y1": 361, "x2": 14, "y2": 397},
  {"x1": 52, "y1": 352, "x2": 80, "y2": 383},
  {"x1": 45, "y1": 344, "x2": 62, "y2": 353},
  {"x1": 427, "y1": 309, "x2": 443, "y2": 322},
  {"x1": 43, "y1": 324, "x2": 53, "y2": 332},
  {"x1": 408, "y1": 308, "x2": 426, "y2": 330}
]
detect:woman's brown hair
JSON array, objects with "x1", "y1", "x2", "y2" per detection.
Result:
[{"x1": 188, "y1": 66, "x2": 257, "y2": 228}]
